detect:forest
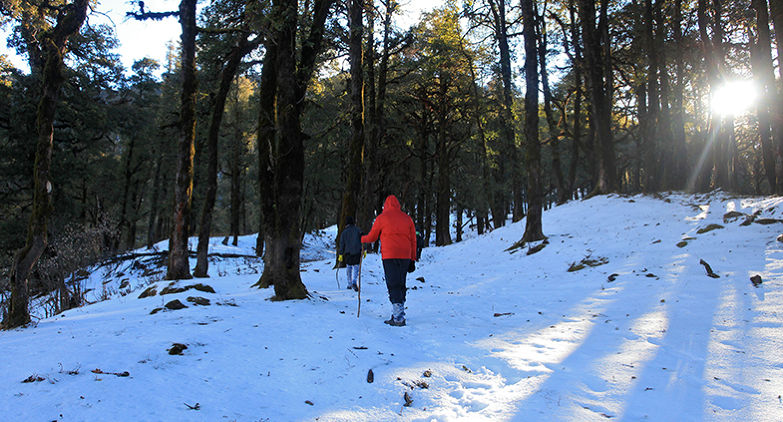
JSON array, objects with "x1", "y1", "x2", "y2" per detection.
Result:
[{"x1": 1, "y1": 0, "x2": 782, "y2": 329}]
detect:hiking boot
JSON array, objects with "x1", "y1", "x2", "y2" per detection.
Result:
[{"x1": 384, "y1": 316, "x2": 406, "y2": 326}]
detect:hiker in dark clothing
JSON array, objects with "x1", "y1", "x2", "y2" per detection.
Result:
[
  {"x1": 416, "y1": 230, "x2": 425, "y2": 261},
  {"x1": 361, "y1": 195, "x2": 417, "y2": 326},
  {"x1": 338, "y1": 216, "x2": 362, "y2": 291}
]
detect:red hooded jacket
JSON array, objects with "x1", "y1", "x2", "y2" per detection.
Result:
[{"x1": 361, "y1": 195, "x2": 417, "y2": 261}]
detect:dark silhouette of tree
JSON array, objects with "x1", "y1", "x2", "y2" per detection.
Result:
[{"x1": 5, "y1": 0, "x2": 90, "y2": 329}]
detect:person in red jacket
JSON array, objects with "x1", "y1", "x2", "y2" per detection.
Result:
[{"x1": 361, "y1": 195, "x2": 417, "y2": 326}]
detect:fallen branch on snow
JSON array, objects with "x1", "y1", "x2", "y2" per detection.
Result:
[{"x1": 699, "y1": 259, "x2": 720, "y2": 278}]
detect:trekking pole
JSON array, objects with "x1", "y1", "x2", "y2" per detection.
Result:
[
  {"x1": 357, "y1": 249, "x2": 363, "y2": 318},
  {"x1": 335, "y1": 264, "x2": 340, "y2": 289}
]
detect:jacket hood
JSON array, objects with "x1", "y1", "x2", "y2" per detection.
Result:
[{"x1": 383, "y1": 195, "x2": 401, "y2": 211}]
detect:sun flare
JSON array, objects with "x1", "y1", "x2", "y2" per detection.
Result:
[{"x1": 711, "y1": 80, "x2": 757, "y2": 117}]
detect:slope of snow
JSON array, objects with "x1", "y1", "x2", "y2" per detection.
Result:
[{"x1": 2, "y1": 192, "x2": 783, "y2": 421}]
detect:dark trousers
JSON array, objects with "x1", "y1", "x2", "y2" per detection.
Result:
[{"x1": 382, "y1": 259, "x2": 410, "y2": 304}]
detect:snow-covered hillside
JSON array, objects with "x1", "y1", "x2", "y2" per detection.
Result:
[{"x1": 2, "y1": 192, "x2": 782, "y2": 421}]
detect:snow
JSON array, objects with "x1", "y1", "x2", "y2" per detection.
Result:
[{"x1": 2, "y1": 192, "x2": 783, "y2": 421}]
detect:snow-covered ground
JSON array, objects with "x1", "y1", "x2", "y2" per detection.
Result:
[{"x1": 2, "y1": 192, "x2": 783, "y2": 421}]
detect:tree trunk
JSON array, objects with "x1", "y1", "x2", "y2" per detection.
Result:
[
  {"x1": 538, "y1": 8, "x2": 566, "y2": 205},
  {"x1": 337, "y1": 0, "x2": 365, "y2": 262},
  {"x1": 568, "y1": 0, "x2": 582, "y2": 199},
  {"x1": 256, "y1": 0, "x2": 333, "y2": 299},
  {"x1": 643, "y1": 0, "x2": 660, "y2": 191},
  {"x1": 465, "y1": 44, "x2": 492, "y2": 233},
  {"x1": 769, "y1": 0, "x2": 783, "y2": 192},
  {"x1": 488, "y1": 0, "x2": 522, "y2": 222},
  {"x1": 578, "y1": 0, "x2": 616, "y2": 194},
  {"x1": 118, "y1": 134, "x2": 137, "y2": 250},
  {"x1": 416, "y1": 127, "x2": 427, "y2": 233},
  {"x1": 696, "y1": 0, "x2": 732, "y2": 192},
  {"x1": 6, "y1": 0, "x2": 89, "y2": 329},
  {"x1": 128, "y1": 177, "x2": 141, "y2": 249},
  {"x1": 230, "y1": 88, "x2": 242, "y2": 247},
  {"x1": 655, "y1": 0, "x2": 674, "y2": 189},
  {"x1": 194, "y1": 36, "x2": 256, "y2": 277},
  {"x1": 256, "y1": 45, "x2": 277, "y2": 259},
  {"x1": 166, "y1": 0, "x2": 198, "y2": 280},
  {"x1": 670, "y1": 0, "x2": 688, "y2": 189},
  {"x1": 424, "y1": 138, "x2": 435, "y2": 245},
  {"x1": 362, "y1": 1, "x2": 377, "y2": 232},
  {"x1": 455, "y1": 203, "x2": 463, "y2": 242},
  {"x1": 416, "y1": 98, "x2": 429, "y2": 235},
  {"x1": 435, "y1": 72, "x2": 452, "y2": 246},
  {"x1": 257, "y1": 0, "x2": 307, "y2": 299},
  {"x1": 520, "y1": 0, "x2": 544, "y2": 243},
  {"x1": 751, "y1": 0, "x2": 777, "y2": 192}
]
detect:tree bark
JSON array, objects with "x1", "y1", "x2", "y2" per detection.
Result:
[
  {"x1": 464, "y1": 44, "x2": 492, "y2": 233},
  {"x1": 578, "y1": 0, "x2": 616, "y2": 194},
  {"x1": 643, "y1": 0, "x2": 660, "y2": 191},
  {"x1": 751, "y1": 0, "x2": 777, "y2": 193},
  {"x1": 361, "y1": 0, "x2": 393, "y2": 231},
  {"x1": 696, "y1": 0, "x2": 732, "y2": 192},
  {"x1": 194, "y1": 35, "x2": 258, "y2": 277},
  {"x1": 118, "y1": 133, "x2": 137, "y2": 250},
  {"x1": 670, "y1": 0, "x2": 688, "y2": 189},
  {"x1": 6, "y1": 0, "x2": 89, "y2": 329},
  {"x1": 487, "y1": 0, "x2": 520, "y2": 222},
  {"x1": 256, "y1": 42, "x2": 278, "y2": 259},
  {"x1": 338, "y1": 0, "x2": 365, "y2": 261},
  {"x1": 257, "y1": 0, "x2": 307, "y2": 299},
  {"x1": 230, "y1": 86, "x2": 242, "y2": 247},
  {"x1": 768, "y1": 0, "x2": 783, "y2": 192},
  {"x1": 147, "y1": 144, "x2": 164, "y2": 249},
  {"x1": 362, "y1": 1, "x2": 376, "y2": 232},
  {"x1": 166, "y1": 0, "x2": 198, "y2": 280},
  {"x1": 537, "y1": 8, "x2": 566, "y2": 205},
  {"x1": 435, "y1": 73, "x2": 452, "y2": 246},
  {"x1": 568, "y1": 0, "x2": 582, "y2": 199},
  {"x1": 654, "y1": 0, "x2": 674, "y2": 190},
  {"x1": 521, "y1": 0, "x2": 544, "y2": 242},
  {"x1": 256, "y1": 0, "x2": 333, "y2": 299}
]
